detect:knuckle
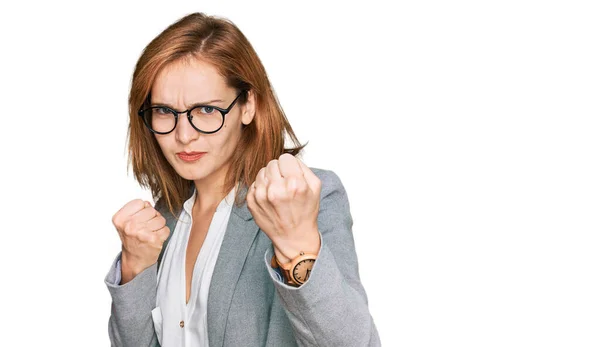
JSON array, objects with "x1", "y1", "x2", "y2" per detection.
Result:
[
  {"x1": 111, "y1": 213, "x2": 120, "y2": 228},
  {"x1": 267, "y1": 188, "x2": 278, "y2": 202},
  {"x1": 137, "y1": 229, "x2": 150, "y2": 242},
  {"x1": 124, "y1": 219, "x2": 139, "y2": 236},
  {"x1": 286, "y1": 177, "x2": 298, "y2": 192},
  {"x1": 122, "y1": 219, "x2": 133, "y2": 235},
  {"x1": 159, "y1": 229, "x2": 169, "y2": 243},
  {"x1": 255, "y1": 189, "x2": 266, "y2": 203},
  {"x1": 297, "y1": 181, "x2": 308, "y2": 194}
]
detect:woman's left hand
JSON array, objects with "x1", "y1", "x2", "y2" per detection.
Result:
[{"x1": 246, "y1": 153, "x2": 322, "y2": 263}]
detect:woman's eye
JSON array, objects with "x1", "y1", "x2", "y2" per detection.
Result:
[
  {"x1": 154, "y1": 107, "x2": 172, "y2": 116},
  {"x1": 200, "y1": 106, "x2": 215, "y2": 114},
  {"x1": 154, "y1": 107, "x2": 170, "y2": 115}
]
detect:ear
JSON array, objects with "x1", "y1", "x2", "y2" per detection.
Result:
[{"x1": 241, "y1": 89, "x2": 256, "y2": 125}]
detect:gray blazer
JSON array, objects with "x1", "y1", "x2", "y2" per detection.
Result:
[{"x1": 104, "y1": 168, "x2": 381, "y2": 346}]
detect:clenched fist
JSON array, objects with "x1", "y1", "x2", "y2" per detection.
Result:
[
  {"x1": 246, "y1": 153, "x2": 322, "y2": 263},
  {"x1": 112, "y1": 199, "x2": 170, "y2": 284}
]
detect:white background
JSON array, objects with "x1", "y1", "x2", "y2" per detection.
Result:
[{"x1": 0, "y1": 0, "x2": 598, "y2": 346}]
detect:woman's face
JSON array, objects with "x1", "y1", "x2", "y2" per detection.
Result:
[{"x1": 151, "y1": 57, "x2": 255, "y2": 186}]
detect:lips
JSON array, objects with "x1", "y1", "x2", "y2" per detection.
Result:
[
  {"x1": 176, "y1": 151, "x2": 206, "y2": 162},
  {"x1": 177, "y1": 151, "x2": 205, "y2": 155}
]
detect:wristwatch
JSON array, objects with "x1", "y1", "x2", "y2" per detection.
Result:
[{"x1": 271, "y1": 251, "x2": 317, "y2": 287}]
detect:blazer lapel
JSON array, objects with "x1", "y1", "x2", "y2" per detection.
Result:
[
  {"x1": 207, "y1": 183, "x2": 260, "y2": 347},
  {"x1": 155, "y1": 183, "x2": 260, "y2": 346}
]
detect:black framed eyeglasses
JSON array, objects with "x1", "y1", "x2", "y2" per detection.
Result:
[{"x1": 138, "y1": 90, "x2": 246, "y2": 135}]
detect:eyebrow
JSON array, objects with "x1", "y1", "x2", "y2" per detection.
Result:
[{"x1": 151, "y1": 99, "x2": 225, "y2": 109}]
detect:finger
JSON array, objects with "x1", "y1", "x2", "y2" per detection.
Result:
[
  {"x1": 255, "y1": 167, "x2": 270, "y2": 190},
  {"x1": 138, "y1": 227, "x2": 161, "y2": 245},
  {"x1": 249, "y1": 173, "x2": 270, "y2": 210},
  {"x1": 146, "y1": 214, "x2": 167, "y2": 232},
  {"x1": 117, "y1": 199, "x2": 147, "y2": 221},
  {"x1": 266, "y1": 159, "x2": 284, "y2": 184},
  {"x1": 155, "y1": 225, "x2": 171, "y2": 244},
  {"x1": 285, "y1": 175, "x2": 308, "y2": 199},
  {"x1": 132, "y1": 204, "x2": 160, "y2": 223},
  {"x1": 268, "y1": 178, "x2": 293, "y2": 219},
  {"x1": 296, "y1": 158, "x2": 321, "y2": 192},
  {"x1": 278, "y1": 153, "x2": 303, "y2": 179},
  {"x1": 254, "y1": 176, "x2": 269, "y2": 205},
  {"x1": 247, "y1": 181, "x2": 268, "y2": 216},
  {"x1": 246, "y1": 182, "x2": 256, "y2": 209}
]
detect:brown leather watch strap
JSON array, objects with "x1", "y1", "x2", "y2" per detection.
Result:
[{"x1": 271, "y1": 254, "x2": 295, "y2": 285}]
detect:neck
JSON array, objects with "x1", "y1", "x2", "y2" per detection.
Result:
[{"x1": 192, "y1": 166, "x2": 230, "y2": 213}]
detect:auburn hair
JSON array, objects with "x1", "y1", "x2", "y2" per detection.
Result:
[{"x1": 127, "y1": 12, "x2": 307, "y2": 219}]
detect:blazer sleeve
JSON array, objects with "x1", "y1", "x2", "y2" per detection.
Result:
[
  {"x1": 104, "y1": 251, "x2": 160, "y2": 347},
  {"x1": 263, "y1": 169, "x2": 381, "y2": 347}
]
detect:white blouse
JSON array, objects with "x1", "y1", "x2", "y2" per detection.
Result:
[{"x1": 152, "y1": 185, "x2": 237, "y2": 347}]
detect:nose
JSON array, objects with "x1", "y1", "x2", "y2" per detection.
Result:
[{"x1": 174, "y1": 112, "x2": 200, "y2": 145}]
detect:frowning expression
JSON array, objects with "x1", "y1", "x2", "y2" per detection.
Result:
[{"x1": 150, "y1": 56, "x2": 255, "y2": 184}]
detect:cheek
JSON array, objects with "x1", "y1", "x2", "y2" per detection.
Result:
[
  {"x1": 153, "y1": 136, "x2": 172, "y2": 157},
  {"x1": 211, "y1": 133, "x2": 229, "y2": 155},
  {"x1": 216, "y1": 124, "x2": 243, "y2": 151}
]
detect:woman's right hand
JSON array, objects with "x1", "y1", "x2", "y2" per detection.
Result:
[{"x1": 112, "y1": 199, "x2": 170, "y2": 284}]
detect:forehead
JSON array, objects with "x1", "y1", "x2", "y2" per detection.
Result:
[{"x1": 151, "y1": 57, "x2": 229, "y2": 102}]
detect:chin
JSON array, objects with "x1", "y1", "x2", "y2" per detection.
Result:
[
  {"x1": 167, "y1": 158, "x2": 204, "y2": 181},
  {"x1": 177, "y1": 166, "x2": 208, "y2": 181}
]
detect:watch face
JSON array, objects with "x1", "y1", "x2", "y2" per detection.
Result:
[{"x1": 292, "y1": 258, "x2": 316, "y2": 284}]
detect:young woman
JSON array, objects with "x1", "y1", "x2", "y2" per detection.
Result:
[{"x1": 104, "y1": 12, "x2": 380, "y2": 347}]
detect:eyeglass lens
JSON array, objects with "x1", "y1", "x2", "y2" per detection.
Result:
[{"x1": 142, "y1": 106, "x2": 223, "y2": 133}]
